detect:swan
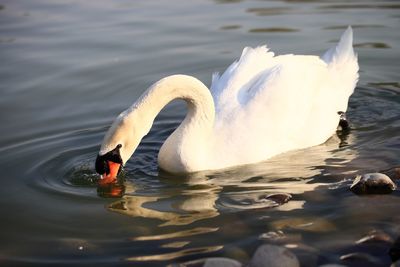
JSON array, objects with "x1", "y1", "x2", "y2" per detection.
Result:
[{"x1": 95, "y1": 27, "x2": 359, "y2": 182}]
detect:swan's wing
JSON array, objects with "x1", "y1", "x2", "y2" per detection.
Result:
[
  {"x1": 210, "y1": 46, "x2": 275, "y2": 113},
  {"x1": 235, "y1": 51, "x2": 357, "y2": 150}
]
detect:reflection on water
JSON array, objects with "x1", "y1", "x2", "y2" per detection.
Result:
[
  {"x1": 125, "y1": 245, "x2": 224, "y2": 262},
  {"x1": 354, "y1": 42, "x2": 391, "y2": 49},
  {"x1": 105, "y1": 130, "x2": 357, "y2": 228},
  {"x1": 220, "y1": 25, "x2": 242, "y2": 30},
  {"x1": 249, "y1": 27, "x2": 299, "y2": 33},
  {"x1": 318, "y1": 3, "x2": 400, "y2": 10},
  {"x1": 246, "y1": 7, "x2": 293, "y2": 16},
  {"x1": 1, "y1": 0, "x2": 400, "y2": 266},
  {"x1": 324, "y1": 24, "x2": 386, "y2": 30},
  {"x1": 132, "y1": 227, "x2": 219, "y2": 241}
]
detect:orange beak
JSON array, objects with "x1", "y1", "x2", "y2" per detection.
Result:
[{"x1": 98, "y1": 161, "x2": 121, "y2": 186}]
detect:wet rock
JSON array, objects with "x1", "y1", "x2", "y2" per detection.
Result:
[
  {"x1": 284, "y1": 243, "x2": 318, "y2": 267},
  {"x1": 249, "y1": 244, "x2": 300, "y2": 267},
  {"x1": 350, "y1": 173, "x2": 396, "y2": 194},
  {"x1": 390, "y1": 236, "x2": 400, "y2": 262},
  {"x1": 264, "y1": 193, "x2": 292, "y2": 205},
  {"x1": 203, "y1": 257, "x2": 242, "y2": 267}
]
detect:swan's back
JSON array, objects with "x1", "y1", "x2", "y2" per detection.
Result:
[{"x1": 209, "y1": 27, "x2": 358, "y2": 167}]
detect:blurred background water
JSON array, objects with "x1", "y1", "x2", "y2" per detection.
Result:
[{"x1": 0, "y1": 0, "x2": 399, "y2": 266}]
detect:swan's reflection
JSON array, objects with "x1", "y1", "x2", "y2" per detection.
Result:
[
  {"x1": 108, "y1": 181, "x2": 221, "y2": 226},
  {"x1": 106, "y1": 131, "x2": 357, "y2": 225}
]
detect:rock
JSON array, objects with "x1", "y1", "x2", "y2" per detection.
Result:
[
  {"x1": 249, "y1": 244, "x2": 300, "y2": 267},
  {"x1": 350, "y1": 173, "x2": 396, "y2": 194},
  {"x1": 203, "y1": 257, "x2": 242, "y2": 267},
  {"x1": 284, "y1": 243, "x2": 318, "y2": 267}
]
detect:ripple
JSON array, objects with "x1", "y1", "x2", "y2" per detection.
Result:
[
  {"x1": 368, "y1": 82, "x2": 400, "y2": 91},
  {"x1": 246, "y1": 7, "x2": 293, "y2": 16},
  {"x1": 219, "y1": 25, "x2": 241, "y2": 30},
  {"x1": 249, "y1": 27, "x2": 299, "y2": 33},
  {"x1": 323, "y1": 24, "x2": 385, "y2": 30},
  {"x1": 354, "y1": 42, "x2": 391, "y2": 49},
  {"x1": 318, "y1": 3, "x2": 400, "y2": 10},
  {"x1": 23, "y1": 128, "x2": 103, "y2": 199}
]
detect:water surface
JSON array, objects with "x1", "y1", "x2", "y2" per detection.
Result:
[{"x1": 0, "y1": 0, "x2": 399, "y2": 266}]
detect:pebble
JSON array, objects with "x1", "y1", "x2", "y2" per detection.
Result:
[
  {"x1": 249, "y1": 244, "x2": 300, "y2": 267},
  {"x1": 350, "y1": 173, "x2": 396, "y2": 194},
  {"x1": 203, "y1": 257, "x2": 242, "y2": 267}
]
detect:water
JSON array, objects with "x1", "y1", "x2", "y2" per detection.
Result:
[{"x1": 1, "y1": 0, "x2": 399, "y2": 266}]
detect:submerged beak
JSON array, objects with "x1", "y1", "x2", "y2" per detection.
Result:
[{"x1": 98, "y1": 161, "x2": 121, "y2": 185}]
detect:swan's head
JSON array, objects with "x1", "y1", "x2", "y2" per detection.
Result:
[{"x1": 95, "y1": 110, "x2": 148, "y2": 182}]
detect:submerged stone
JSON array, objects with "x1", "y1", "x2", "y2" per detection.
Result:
[
  {"x1": 249, "y1": 244, "x2": 300, "y2": 267},
  {"x1": 270, "y1": 217, "x2": 336, "y2": 233},
  {"x1": 350, "y1": 173, "x2": 396, "y2": 194},
  {"x1": 203, "y1": 257, "x2": 242, "y2": 267}
]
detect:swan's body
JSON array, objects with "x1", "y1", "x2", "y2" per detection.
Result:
[{"x1": 97, "y1": 27, "x2": 358, "y2": 175}]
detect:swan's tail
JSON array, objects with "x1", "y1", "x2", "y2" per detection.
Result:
[
  {"x1": 322, "y1": 26, "x2": 359, "y2": 99},
  {"x1": 322, "y1": 26, "x2": 357, "y2": 66}
]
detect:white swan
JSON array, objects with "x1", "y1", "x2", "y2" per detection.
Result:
[{"x1": 95, "y1": 27, "x2": 358, "y2": 181}]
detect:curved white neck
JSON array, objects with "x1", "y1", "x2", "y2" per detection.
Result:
[
  {"x1": 100, "y1": 75, "x2": 215, "y2": 173},
  {"x1": 134, "y1": 75, "x2": 215, "y2": 134}
]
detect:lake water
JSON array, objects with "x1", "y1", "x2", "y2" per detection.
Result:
[{"x1": 1, "y1": 0, "x2": 399, "y2": 266}]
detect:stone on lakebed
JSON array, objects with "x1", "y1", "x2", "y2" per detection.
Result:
[
  {"x1": 249, "y1": 244, "x2": 300, "y2": 267},
  {"x1": 350, "y1": 173, "x2": 396, "y2": 195}
]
